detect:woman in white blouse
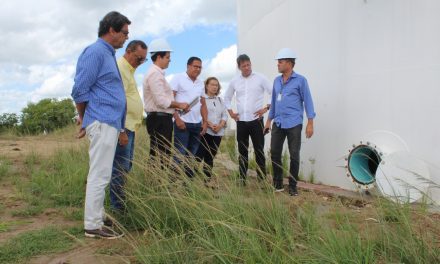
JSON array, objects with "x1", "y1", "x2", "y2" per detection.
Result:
[{"x1": 196, "y1": 77, "x2": 228, "y2": 181}]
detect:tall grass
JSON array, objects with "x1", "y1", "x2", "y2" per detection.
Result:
[
  {"x1": 11, "y1": 129, "x2": 440, "y2": 263},
  {"x1": 120, "y1": 146, "x2": 440, "y2": 263}
]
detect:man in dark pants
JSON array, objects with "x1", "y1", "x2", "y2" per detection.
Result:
[
  {"x1": 142, "y1": 38, "x2": 189, "y2": 167},
  {"x1": 264, "y1": 48, "x2": 316, "y2": 196},
  {"x1": 224, "y1": 54, "x2": 272, "y2": 185},
  {"x1": 110, "y1": 40, "x2": 147, "y2": 212}
]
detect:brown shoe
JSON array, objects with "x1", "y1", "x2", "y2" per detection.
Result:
[
  {"x1": 103, "y1": 217, "x2": 114, "y2": 227},
  {"x1": 84, "y1": 226, "x2": 124, "y2": 239}
]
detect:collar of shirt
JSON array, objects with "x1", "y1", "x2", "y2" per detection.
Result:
[
  {"x1": 152, "y1": 64, "x2": 165, "y2": 75},
  {"x1": 239, "y1": 71, "x2": 255, "y2": 80},
  {"x1": 185, "y1": 73, "x2": 201, "y2": 84},
  {"x1": 280, "y1": 71, "x2": 297, "y2": 86},
  {"x1": 120, "y1": 57, "x2": 135, "y2": 74},
  {"x1": 97, "y1": 38, "x2": 116, "y2": 56}
]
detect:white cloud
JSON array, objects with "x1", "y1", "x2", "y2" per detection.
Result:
[
  {"x1": 30, "y1": 64, "x2": 76, "y2": 102},
  {"x1": 0, "y1": 0, "x2": 236, "y2": 114},
  {"x1": 0, "y1": 0, "x2": 236, "y2": 65},
  {"x1": 202, "y1": 44, "x2": 238, "y2": 86},
  {"x1": 0, "y1": 89, "x2": 30, "y2": 114}
]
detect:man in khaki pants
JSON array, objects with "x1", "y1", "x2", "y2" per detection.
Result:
[{"x1": 72, "y1": 11, "x2": 130, "y2": 239}]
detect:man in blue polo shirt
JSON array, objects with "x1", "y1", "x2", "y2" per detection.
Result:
[
  {"x1": 71, "y1": 11, "x2": 130, "y2": 239},
  {"x1": 264, "y1": 48, "x2": 316, "y2": 196}
]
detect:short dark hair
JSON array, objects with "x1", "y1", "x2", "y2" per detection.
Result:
[
  {"x1": 98, "y1": 11, "x2": 131, "y2": 37},
  {"x1": 151, "y1": 51, "x2": 168, "y2": 62},
  {"x1": 125, "y1": 40, "x2": 147, "y2": 52},
  {"x1": 236, "y1": 54, "x2": 251, "y2": 67},
  {"x1": 187, "y1": 56, "x2": 202, "y2": 65}
]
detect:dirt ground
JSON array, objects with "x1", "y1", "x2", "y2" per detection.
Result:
[
  {"x1": 0, "y1": 130, "x2": 130, "y2": 264},
  {"x1": 1, "y1": 129, "x2": 438, "y2": 263}
]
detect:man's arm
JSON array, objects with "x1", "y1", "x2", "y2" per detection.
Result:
[
  {"x1": 173, "y1": 90, "x2": 186, "y2": 130},
  {"x1": 75, "y1": 102, "x2": 87, "y2": 139},
  {"x1": 200, "y1": 96, "x2": 208, "y2": 135},
  {"x1": 223, "y1": 81, "x2": 239, "y2": 121}
]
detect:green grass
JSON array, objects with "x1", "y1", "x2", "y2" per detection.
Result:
[
  {"x1": 0, "y1": 227, "x2": 80, "y2": 263},
  {"x1": 0, "y1": 156, "x2": 11, "y2": 180},
  {"x1": 20, "y1": 147, "x2": 88, "y2": 208},
  {"x1": 5, "y1": 130, "x2": 439, "y2": 263}
]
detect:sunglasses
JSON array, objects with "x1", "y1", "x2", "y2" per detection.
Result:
[{"x1": 136, "y1": 55, "x2": 147, "y2": 64}]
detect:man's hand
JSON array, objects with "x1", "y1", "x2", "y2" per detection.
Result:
[
  {"x1": 229, "y1": 111, "x2": 240, "y2": 121},
  {"x1": 305, "y1": 123, "x2": 314, "y2": 138},
  {"x1": 175, "y1": 118, "x2": 186, "y2": 130},
  {"x1": 179, "y1": 102, "x2": 190, "y2": 113},
  {"x1": 76, "y1": 116, "x2": 86, "y2": 139},
  {"x1": 254, "y1": 107, "x2": 268, "y2": 119},
  {"x1": 118, "y1": 131, "x2": 129, "y2": 146},
  {"x1": 200, "y1": 121, "x2": 208, "y2": 135},
  {"x1": 263, "y1": 119, "x2": 272, "y2": 135},
  {"x1": 305, "y1": 120, "x2": 314, "y2": 138}
]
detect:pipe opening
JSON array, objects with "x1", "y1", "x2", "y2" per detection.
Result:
[{"x1": 347, "y1": 145, "x2": 381, "y2": 185}]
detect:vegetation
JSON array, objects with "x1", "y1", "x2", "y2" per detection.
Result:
[
  {"x1": 0, "y1": 113, "x2": 19, "y2": 132},
  {"x1": 0, "y1": 98, "x2": 76, "y2": 135},
  {"x1": 20, "y1": 98, "x2": 76, "y2": 134},
  {"x1": 0, "y1": 129, "x2": 439, "y2": 263},
  {"x1": 0, "y1": 227, "x2": 80, "y2": 264}
]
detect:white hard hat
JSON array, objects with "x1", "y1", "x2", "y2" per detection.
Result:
[
  {"x1": 149, "y1": 38, "x2": 173, "y2": 53},
  {"x1": 275, "y1": 48, "x2": 297, "y2": 60}
]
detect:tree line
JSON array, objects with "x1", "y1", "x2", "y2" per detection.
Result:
[{"x1": 0, "y1": 98, "x2": 76, "y2": 135}]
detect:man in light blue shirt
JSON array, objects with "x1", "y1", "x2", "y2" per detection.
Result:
[
  {"x1": 71, "y1": 11, "x2": 130, "y2": 239},
  {"x1": 264, "y1": 48, "x2": 316, "y2": 196}
]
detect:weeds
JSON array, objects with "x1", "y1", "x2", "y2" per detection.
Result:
[
  {"x1": 2, "y1": 130, "x2": 439, "y2": 263},
  {"x1": 0, "y1": 227, "x2": 80, "y2": 263}
]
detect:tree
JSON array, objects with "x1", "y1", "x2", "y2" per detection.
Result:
[
  {"x1": 0, "y1": 113, "x2": 19, "y2": 132},
  {"x1": 20, "y1": 98, "x2": 76, "y2": 134}
]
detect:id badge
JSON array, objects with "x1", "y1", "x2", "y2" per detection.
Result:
[{"x1": 277, "y1": 93, "x2": 282, "y2": 101}]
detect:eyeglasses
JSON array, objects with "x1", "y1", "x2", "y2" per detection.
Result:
[
  {"x1": 136, "y1": 55, "x2": 147, "y2": 64},
  {"x1": 120, "y1": 29, "x2": 129, "y2": 36}
]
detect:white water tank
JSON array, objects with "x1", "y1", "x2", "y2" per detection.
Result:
[{"x1": 237, "y1": 0, "x2": 440, "y2": 203}]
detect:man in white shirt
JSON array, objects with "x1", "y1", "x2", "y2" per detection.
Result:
[
  {"x1": 224, "y1": 54, "x2": 272, "y2": 185},
  {"x1": 170, "y1": 57, "x2": 208, "y2": 177}
]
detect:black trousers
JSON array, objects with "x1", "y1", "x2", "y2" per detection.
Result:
[
  {"x1": 196, "y1": 133, "x2": 222, "y2": 178},
  {"x1": 146, "y1": 114, "x2": 173, "y2": 167},
  {"x1": 236, "y1": 118, "x2": 266, "y2": 180},
  {"x1": 270, "y1": 123, "x2": 302, "y2": 188}
]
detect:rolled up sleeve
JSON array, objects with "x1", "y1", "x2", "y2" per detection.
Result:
[{"x1": 71, "y1": 49, "x2": 101, "y2": 103}]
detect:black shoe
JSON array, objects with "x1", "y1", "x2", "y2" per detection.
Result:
[
  {"x1": 289, "y1": 186, "x2": 298, "y2": 196},
  {"x1": 84, "y1": 226, "x2": 124, "y2": 239}
]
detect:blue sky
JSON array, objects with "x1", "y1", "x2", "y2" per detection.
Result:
[{"x1": 0, "y1": 0, "x2": 237, "y2": 114}]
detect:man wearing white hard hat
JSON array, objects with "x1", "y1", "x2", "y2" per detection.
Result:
[
  {"x1": 264, "y1": 48, "x2": 316, "y2": 196},
  {"x1": 143, "y1": 38, "x2": 190, "y2": 167}
]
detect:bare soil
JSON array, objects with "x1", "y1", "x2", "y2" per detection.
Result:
[{"x1": 0, "y1": 130, "x2": 130, "y2": 264}]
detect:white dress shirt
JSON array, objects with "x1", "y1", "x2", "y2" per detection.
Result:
[
  {"x1": 170, "y1": 72, "x2": 204, "y2": 123},
  {"x1": 223, "y1": 72, "x2": 272, "y2": 121}
]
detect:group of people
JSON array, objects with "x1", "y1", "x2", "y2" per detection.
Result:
[{"x1": 71, "y1": 11, "x2": 316, "y2": 239}]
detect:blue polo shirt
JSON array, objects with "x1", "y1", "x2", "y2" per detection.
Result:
[
  {"x1": 71, "y1": 38, "x2": 126, "y2": 130},
  {"x1": 268, "y1": 72, "x2": 316, "y2": 129}
]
